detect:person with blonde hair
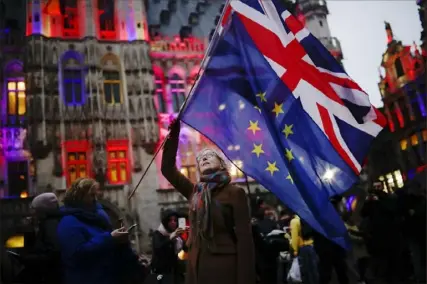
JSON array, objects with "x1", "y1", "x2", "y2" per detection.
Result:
[
  {"x1": 57, "y1": 178, "x2": 145, "y2": 284},
  {"x1": 161, "y1": 120, "x2": 256, "y2": 284}
]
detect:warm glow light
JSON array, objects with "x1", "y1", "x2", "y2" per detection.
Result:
[
  {"x1": 178, "y1": 250, "x2": 187, "y2": 260},
  {"x1": 230, "y1": 160, "x2": 243, "y2": 178},
  {"x1": 20, "y1": 191, "x2": 29, "y2": 198},
  {"x1": 400, "y1": 139, "x2": 408, "y2": 150},
  {"x1": 394, "y1": 170, "x2": 404, "y2": 188},
  {"x1": 5, "y1": 235, "x2": 24, "y2": 248},
  {"x1": 411, "y1": 134, "x2": 419, "y2": 146},
  {"x1": 386, "y1": 173, "x2": 395, "y2": 189}
]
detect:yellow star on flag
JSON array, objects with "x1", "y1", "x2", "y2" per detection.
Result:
[
  {"x1": 265, "y1": 161, "x2": 279, "y2": 176},
  {"x1": 282, "y1": 124, "x2": 294, "y2": 139},
  {"x1": 286, "y1": 174, "x2": 294, "y2": 184},
  {"x1": 254, "y1": 106, "x2": 262, "y2": 113},
  {"x1": 256, "y1": 92, "x2": 267, "y2": 102},
  {"x1": 285, "y1": 148, "x2": 294, "y2": 161},
  {"x1": 247, "y1": 120, "x2": 261, "y2": 135},
  {"x1": 272, "y1": 102, "x2": 284, "y2": 118},
  {"x1": 252, "y1": 143, "x2": 265, "y2": 158}
]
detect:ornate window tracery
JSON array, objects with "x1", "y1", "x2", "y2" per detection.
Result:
[
  {"x1": 101, "y1": 54, "x2": 122, "y2": 105},
  {"x1": 61, "y1": 51, "x2": 85, "y2": 106}
]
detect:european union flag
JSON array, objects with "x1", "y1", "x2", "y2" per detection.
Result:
[{"x1": 181, "y1": 0, "x2": 385, "y2": 248}]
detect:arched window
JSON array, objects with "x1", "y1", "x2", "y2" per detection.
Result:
[
  {"x1": 4, "y1": 61, "x2": 26, "y2": 117},
  {"x1": 61, "y1": 51, "x2": 84, "y2": 106},
  {"x1": 394, "y1": 58, "x2": 404, "y2": 78},
  {"x1": 178, "y1": 133, "x2": 197, "y2": 183},
  {"x1": 62, "y1": 0, "x2": 79, "y2": 37},
  {"x1": 153, "y1": 67, "x2": 166, "y2": 113},
  {"x1": 101, "y1": 54, "x2": 122, "y2": 104},
  {"x1": 98, "y1": 0, "x2": 116, "y2": 40},
  {"x1": 169, "y1": 73, "x2": 186, "y2": 113}
]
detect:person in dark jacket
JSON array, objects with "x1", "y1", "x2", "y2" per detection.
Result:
[
  {"x1": 150, "y1": 210, "x2": 185, "y2": 283},
  {"x1": 19, "y1": 193, "x2": 63, "y2": 283},
  {"x1": 315, "y1": 197, "x2": 348, "y2": 284},
  {"x1": 57, "y1": 178, "x2": 145, "y2": 284}
]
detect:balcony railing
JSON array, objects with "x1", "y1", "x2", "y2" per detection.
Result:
[{"x1": 150, "y1": 36, "x2": 206, "y2": 55}]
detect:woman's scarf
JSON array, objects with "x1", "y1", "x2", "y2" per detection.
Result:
[
  {"x1": 189, "y1": 170, "x2": 231, "y2": 244},
  {"x1": 157, "y1": 224, "x2": 184, "y2": 253}
]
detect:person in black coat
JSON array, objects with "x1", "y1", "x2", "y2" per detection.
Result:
[
  {"x1": 20, "y1": 193, "x2": 63, "y2": 283},
  {"x1": 150, "y1": 210, "x2": 185, "y2": 284}
]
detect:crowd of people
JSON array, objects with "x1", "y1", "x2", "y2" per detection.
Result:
[{"x1": 0, "y1": 119, "x2": 425, "y2": 284}]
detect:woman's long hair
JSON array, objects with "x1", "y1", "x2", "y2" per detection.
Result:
[{"x1": 63, "y1": 178, "x2": 99, "y2": 209}]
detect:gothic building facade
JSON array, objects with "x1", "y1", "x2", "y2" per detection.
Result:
[
  {"x1": 367, "y1": 22, "x2": 426, "y2": 193},
  {"x1": 1, "y1": 0, "x2": 347, "y2": 250}
]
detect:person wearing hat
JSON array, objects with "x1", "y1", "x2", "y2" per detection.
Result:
[{"x1": 20, "y1": 192, "x2": 63, "y2": 283}]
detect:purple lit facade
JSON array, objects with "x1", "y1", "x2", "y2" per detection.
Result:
[{"x1": 1, "y1": 58, "x2": 30, "y2": 198}]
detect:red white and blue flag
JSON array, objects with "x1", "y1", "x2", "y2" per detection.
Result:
[{"x1": 181, "y1": 0, "x2": 386, "y2": 247}]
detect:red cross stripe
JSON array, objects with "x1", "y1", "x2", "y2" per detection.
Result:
[{"x1": 233, "y1": 7, "x2": 385, "y2": 173}]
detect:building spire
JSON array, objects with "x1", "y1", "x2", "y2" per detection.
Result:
[{"x1": 385, "y1": 21, "x2": 394, "y2": 44}]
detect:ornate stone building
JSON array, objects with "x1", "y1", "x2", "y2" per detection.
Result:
[
  {"x1": 1, "y1": 0, "x2": 349, "y2": 251},
  {"x1": 367, "y1": 22, "x2": 426, "y2": 192},
  {"x1": 0, "y1": 0, "x2": 163, "y2": 251}
]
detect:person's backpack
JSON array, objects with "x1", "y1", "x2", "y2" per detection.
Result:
[{"x1": 300, "y1": 218, "x2": 314, "y2": 240}]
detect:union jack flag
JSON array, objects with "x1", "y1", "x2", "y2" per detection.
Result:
[
  {"x1": 218, "y1": 0, "x2": 386, "y2": 174},
  {"x1": 181, "y1": 0, "x2": 385, "y2": 247}
]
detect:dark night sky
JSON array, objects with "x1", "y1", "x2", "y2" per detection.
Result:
[{"x1": 1, "y1": 0, "x2": 26, "y2": 32}]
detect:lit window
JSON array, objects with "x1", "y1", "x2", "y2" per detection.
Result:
[
  {"x1": 400, "y1": 139, "x2": 408, "y2": 150},
  {"x1": 107, "y1": 141, "x2": 129, "y2": 184},
  {"x1": 386, "y1": 173, "x2": 395, "y2": 189},
  {"x1": 103, "y1": 70, "x2": 121, "y2": 104},
  {"x1": 64, "y1": 141, "x2": 90, "y2": 186},
  {"x1": 66, "y1": 152, "x2": 88, "y2": 185},
  {"x1": 155, "y1": 73, "x2": 166, "y2": 113},
  {"x1": 394, "y1": 58, "x2": 404, "y2": 78},
  {"x1": 5, "y1": 235, "x2": 24, "y2": 248},
  {"x1": 63, "y1": 69, "x2": 83, "y2": 105},
  {"x1": 98, "y1": 0, "x2": 116, "y2": 40},
  {"x1": 62, "y1": 0, "x2": 79, "y2": 38},
  {"x1": 230, "y1": 160, "x2": 244, "y2": 179},
  {"x1": 61, "y1": 52, "x2": 84, "y2": 106},
  {"x1": 422, "y1": 130, "x2": 427, "y2": 142},
  {"x1": 169, "y1": 73, "x2": 186, "y2": 113},
  {"x1": 394, "y1": 170, "x2": 404, "y2": 188},
  {"x1": 411, "y1": 134, "x2": 419, "y2": 146},
  {"x1": 7, "y1": 80, "x2": 26, "y2": 115},
  {"x1": 178, "y1": 136, "x2": 197, "y2": 183}
]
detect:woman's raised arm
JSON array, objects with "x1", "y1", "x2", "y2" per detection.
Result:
[{"x1": 161, "y1": 120, "x2": 194, "y2": 200}]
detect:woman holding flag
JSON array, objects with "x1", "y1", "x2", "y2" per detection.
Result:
[{"x1": 161, "y1": 119, "x2": 256, "y2": 284}]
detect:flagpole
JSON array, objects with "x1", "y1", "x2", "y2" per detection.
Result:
[
  {"x1": 177, "y1": 0, "x2": 232, "y2": 119},
  {"x1": 128, "y1": 0, "x2": 232, "y2": 200}
]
